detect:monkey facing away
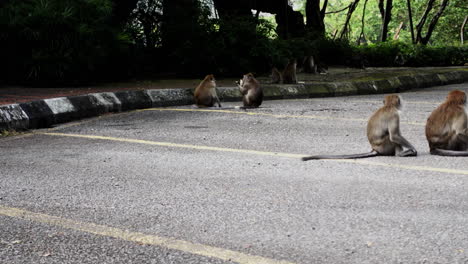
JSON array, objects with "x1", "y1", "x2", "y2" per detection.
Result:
[
  {"x1": 302, "y1": 94, "x2": 417, "y2": 161},
  {"x1": 237, "y1": 73, "x2": 263, "y2": 108},
  {"x1": 282, "y1": 59, "x2": 297, "y2": 84},
  {"x1": 425, "y1": 90, "x2": 468, "y2": 156},
  {"x1": 194, "y1": 74, "x2": 221, "y2": 108},
  {"x1": 270, "y1": 59, "x2": 297, "y2": 84}
]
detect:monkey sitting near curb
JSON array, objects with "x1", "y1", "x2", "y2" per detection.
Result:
[
  {"x1": 236, "y1": 73, "x2": 263, "y2": 109},
  {"x1": 302, "y1": 94, "x2": 417, "y2": 160},
  {"x1": 425, "y1": 90, "x2": 468, "y2": 156},
  {"x1": 270, "y1": 59, "x2": 297, "y2": 84},
  {"x1": 194, "y1": 74, "x2": 221, "y2": 108}
]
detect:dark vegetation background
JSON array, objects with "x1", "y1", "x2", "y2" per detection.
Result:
[{"x1": 0, "y1": 0, "x2": 466, "y2": 86}]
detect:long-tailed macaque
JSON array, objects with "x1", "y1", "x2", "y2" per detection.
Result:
[
  {"x1": 270, "y1": 59, "x2": 298, "y2": 84},
  {"x1": 237, "y1": 73, "x2": 263, "y2": 108},
  {"x1": 302, "y1": 56, "x2": 317, "y2": 74},
  {"x1": 302, "y1": 94, "x2": 417, "y2": 161},
  {"x1": 282, "y1": 59, "x2": 297, "y2": 84},
  {"x1": 194, "y1": 74, "x2": 221, "y2": 107},
  {"x1": 425, "y1": 90, "x2": 468, "y2": 156},
  {"x1": 271, "y1": 67, "x2": 282, "y2": 84}
]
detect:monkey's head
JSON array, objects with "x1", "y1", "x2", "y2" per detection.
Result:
[
  {"x1": 242, "y1": 73, "x2": 255, "y2": 83},
  {"x1": 384, "y1": 94, "x2": 402, "y2": 109},
  {"x1": 203, "y1": 74, "x2": 216, "y2": 88},
  {"x1": 446, "y1": 90, "x2": 466, "y2": 105}
]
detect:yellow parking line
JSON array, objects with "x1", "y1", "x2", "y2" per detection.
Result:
[
  {"x1": 337, "y1": 159, "x2": 468, "y2": 175},
  {"x1": 141, "y1": 108, "x2": 426, "y2": 126},
  {"x1": 41, "y1": 132, "x2": 304, "y2": 159},
  {"x1": 288, "y1": 98, "x2": 440, "y2": 105},
  {"x1": 41, "y1": 132, "x2": 468, "y2": 176},
  {"x1": 0, "y1": 205, "x2": 295, "y2": 264}
]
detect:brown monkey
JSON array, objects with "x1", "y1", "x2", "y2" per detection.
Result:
[
  {"x1": 302, "y1": 56, "x2": 317, "y2": 74},
  {"x1": 302, "y1": 94, "x2": 417, "y2": 161},
  {"x1": 194, "y1": 74, "x2": 221, "y2": 107},
  {"x1": 271, "y1": 67, "x2": 282, "y2": 84},
  {"x1": 282, "y1": 59, "x2": 297, "y2": 84},
  {"x1": 237, "y1": 73, "x2": 263, "y2": 108},
  {"x1": 425, "y1": 90, "x2": 468, "y2": 156}
]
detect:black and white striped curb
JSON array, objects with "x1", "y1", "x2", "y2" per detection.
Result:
[{"x1": 1, "y1": 70, "x2": 467, "y2": 131}]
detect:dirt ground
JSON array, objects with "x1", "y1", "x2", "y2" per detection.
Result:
[{"x1": 0, "y1": 66, "x2": 466, "y2": 106}]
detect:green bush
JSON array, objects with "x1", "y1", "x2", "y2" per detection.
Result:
[
  {"x1": 355, "y1": 41, "x2": 467, "y2": 67},
  {"x1": 405, "y1": 45, "x2": 468, "y2": 66},
  {"x1": 0, "y1": 0, "x2": 130, "y2": 86}
]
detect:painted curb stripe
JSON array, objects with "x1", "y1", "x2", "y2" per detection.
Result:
[
  {"x1": 140, "y1": 108, "x2": 426, "y2": 126},
  {"x1": 41, "y1": 132, "x2": 468, "y2": 176},
  {"x1": 0, "y1": 205, "x2": 294, "y2": 264}
]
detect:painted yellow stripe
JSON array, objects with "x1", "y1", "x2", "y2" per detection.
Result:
[
  {"x1": 40, "y1": 132, "x2": 304, "y2": 159},
  {"x1": 336, "y1": 159, "x2": 468, "y2": 176},
  {"x1": 0, "y1": 205, "x2": 294, "y2": 264},
  {"x1": 288, "y1": 98, "x2": 440, "y2": 105},
  {"x1": 141, "y1": 108, "x2": 427, "y2": 126},
  {"x1": 40, "y1": 132, "x2": 468, "y2": 176}
]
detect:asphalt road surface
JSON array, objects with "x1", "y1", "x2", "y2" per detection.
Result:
[{"x1": 1, "y1": 83, "x2": 468, "y2": 264}]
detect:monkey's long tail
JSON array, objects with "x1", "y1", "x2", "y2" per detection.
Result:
[
  {"x1": 430, "y1": 149, "x2": 468, "y2": 157},
  {"x1": 301, "y1": 151, "x2": 379, "y2": 161}
]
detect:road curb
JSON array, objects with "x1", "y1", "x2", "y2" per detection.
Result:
[{"x1": 1, "y1": 70, "x2": 467, "y2": 131}]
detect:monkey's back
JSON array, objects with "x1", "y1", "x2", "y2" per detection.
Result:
[
  {"x1": 425, "y1": 103, "x2": 465, "y2": 150},
  {"x1": 366, "y1": 107, "x2": 397, "y2": 154},
  {"x1": 194, "y1": 83, "x2": 215, "y2": 107}
]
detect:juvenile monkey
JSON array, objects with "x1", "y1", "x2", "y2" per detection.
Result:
[
  {"x1": 425, "y1": 90, "x2": 468, "y2": 156},
  {"x1": 237, "y1": 73, "x2": 263, "y2": 108},
  {"x1": 282, "y1": 59, "x2": 297, "y2": 84},
  {"x1": 271, "y1": 67, "x2": 282, "y2": 84},
  {"x1": 302, "y1": 94, "x2": 417, "y2": 161},
  {"x1": 194, "y1": 74, "x2": 221, "y2": 107}
]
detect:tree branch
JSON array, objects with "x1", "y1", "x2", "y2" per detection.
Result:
[
  {"x1": 321, "y1": 0, "x2": 328, "y2": 17},
  {"x1": 420, "y1": 0, "x2": 449, "y2": 44},
  {"x1": 325, "y1": 4, "x2": 351, "y2": 15}
]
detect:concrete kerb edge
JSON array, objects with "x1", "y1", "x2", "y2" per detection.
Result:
[{"x1": 1, "y1": 70, "x2": 467, "y2": 132}]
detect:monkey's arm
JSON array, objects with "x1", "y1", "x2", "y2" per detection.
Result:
[
  {"x1": 388, "y1": 116, "x2": 417, "y2": 155},
  {"x1": 454, "y1": 115, "x2": 468, "y2": 143},
  {"x1": 238, "y1": 85, "x2": 248, "y2": 95},
  {"x1": 457, "y1": 128, "x2": 468, "y2": 144}
]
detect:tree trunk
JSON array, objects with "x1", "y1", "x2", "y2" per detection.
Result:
[
  {"x1": 416, "y1": 0, "x2": 449, "y2": 44},
  {"x1": 276, "y1": 4, "x2": 306, "y2": 39},
  {"x1": 415, "y1": 0, "x2": 436, "y2": 44},
  {"x1": 393, "y1": 22, "x2": 404, "y2": 40},
  {"x1": 305, "y1": 0, "x2": 326, "y2": 37},
  {"x1": 462, "y1": 16, "x2": 468, "y2": 45},
  {"x1": 378, "y1": 0, "x2": 393, "y2": 42},
  {"x1": 339, "y1": 0, "x2": 360, "y2": 40},
  {"x1": 357, "y1": 0, "x2": 369, "y2": 44},
  {"x1": 213, "y1": 0, "x2": 305, "y2": 39},
  {"x1": 406, "y1": 0, "x2": 415, "y2": 43},
  {"x1": 161, "y1": 0, "x2": 199, "y2": 51}
]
